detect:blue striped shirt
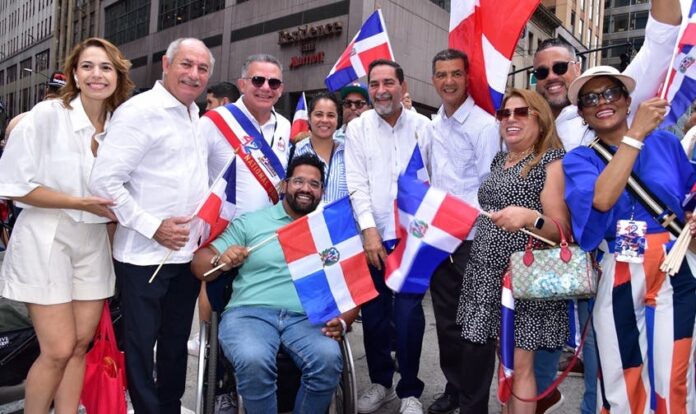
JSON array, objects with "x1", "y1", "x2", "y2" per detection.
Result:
[{"x1": 293, "y1": 138, "x2": 348, "y2": 203}]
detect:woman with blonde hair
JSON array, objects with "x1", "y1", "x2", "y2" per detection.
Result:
[
  {"x1": 456, "y1": 88, "x2": 570, "y2": 413},
  {"x1": 0, "y1": 37, "x2": 133, "y2": 413}
]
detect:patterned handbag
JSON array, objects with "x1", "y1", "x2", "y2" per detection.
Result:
[{"x1": 509, "y1": 220, "x2": 598, "y2": 300}]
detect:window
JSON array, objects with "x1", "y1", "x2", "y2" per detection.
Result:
[
  {"x1": 429, "y1": 0, "x2": 450, "y2": 11},
  {"x1": 603, "y1": 15, "x2": 610, "y2": 33},
  {"x1": 579, "y1": 0, "x2": 584, "y2": 9},
  {"x1": 578, "y1": 20, "x2": 584, "y2": 39},
  {"x1": 570, "y1": 11, "x2": 576, "y2": 34},
  {"x1": 630, "y1": 36, "x2": 644, "y2": 53},
  {"x1": 588, "y1": 0, "x2": 594, "y2": 22},
  {"x1": 0, "y1": 69, "x2": 4, "y2": 86},
  {"x1": 528, "y1": 32, "x2": 534, "y2": 54},
  {"x1": 20, "y1": 57, "x2": 31, "y2": 78},
  {"x1": 158, "y1": 0, "x2": 225, "y2": 31},
  {"x1": 601, "y1": 39, "x2": 611, "y2": 58},
  {"x1": 105, "y1": 0, "x2": 151, "y2": 45},
  {"x1": 631, "y1": 10, "x2": 648, "y2": 30},
  {"x1": 614, "y1": 0, "x2": 629, "y2": 6},
  {"x1": 614, "y1": 13, "x2": 629, "y2": 32},
  {"x1": 35, "y1": 49, "x2": 48, "y2": 71}
]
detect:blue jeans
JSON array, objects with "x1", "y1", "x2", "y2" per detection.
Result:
[
  {"x1": 362, "y1": 265, "x2": 425, "y2": 398},
  {"x1": 218, "y1": 306, "x2": 343, "y2": 413},
  {"x1": 577, "y1": 299, "x2": 597, "y2": 414},
  {"x1": 534, "y1": 348, "x2": 561, "y2": 393}
]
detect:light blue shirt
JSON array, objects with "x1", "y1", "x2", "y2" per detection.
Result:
[
  {"x1": 211, "y1": 203, "x2": 303, "y2": 313},
  {"x1": 293, "y1": 138, "x2": 348, "y2": 204}
]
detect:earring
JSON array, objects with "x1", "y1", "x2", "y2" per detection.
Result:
[
  {"x1": 627, "y1": 109, "x2": 631, "y2": 116},
  {"x1": 582, "y1": 120, "x2": 587, "y2": 126},
  {"x1": 74, "y1": 74, "x2": 79, "y2": 89}
]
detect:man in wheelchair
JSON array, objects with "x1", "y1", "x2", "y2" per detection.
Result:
[{"x1": 192, "y1": 153, "x2": 358, "y2": 413}]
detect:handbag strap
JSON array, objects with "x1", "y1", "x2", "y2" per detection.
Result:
[
  {"x1": 589, "y1": 138, "x2": 684, "y2": 238},
  {"x1": 95, "y1": 301, "x2": 118, "y2": 350}
]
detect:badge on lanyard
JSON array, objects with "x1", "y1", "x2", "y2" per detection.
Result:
[
  {"x1": 277, "y1": 136, "x2": 286, "y2": 152},
  {"x1": 615, "y1": 219, "x2": 647, "y2": 263}
]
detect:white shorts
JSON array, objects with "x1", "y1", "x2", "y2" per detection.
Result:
[{"x1": 0, "y1": 208, "x2": 115, "y2": 305}]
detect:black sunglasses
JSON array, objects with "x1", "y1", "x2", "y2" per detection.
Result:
[
  {"x1": 578, "y1": 86, "x2": 626, "y2": 108},
  {"x1": 533, "y1": 61, "x2": 576, "y2": 80},
  {"x1": 495, "y1": 106, "x2": 536, "y2": 121},
  {"x1": 244, "y1": 76, "x2": 283, "y2": 90},
  {"x1": 342, "y1": 99, "x2": 367, "y2": 109}
]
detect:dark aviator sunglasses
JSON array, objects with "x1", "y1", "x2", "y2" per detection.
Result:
[
  {"x1": 244, "y1": 75, "x2": 283, "y2": 90},
  {"x1": 533, "y1": 61, "x2": 576, "y2": 80}
]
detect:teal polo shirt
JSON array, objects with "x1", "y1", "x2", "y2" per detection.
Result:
[{"x1": 210, "y1": 203, "x2": 303, "y2": 313}]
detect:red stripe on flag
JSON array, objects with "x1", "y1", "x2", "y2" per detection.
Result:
[
  {"x1": 431, "y1": 194, "x2": 478, "y2": 240},
  {"x1": 384, "y1": 222, "x2": 408, "y2": 280},
  {"x1": 339, "y1": 253, "x2": 378, "y2": 306},
  {"x1": 358, "y1": 43, "x2": 394, "y2": 70},
  {"x1": 277, "y1": 217, "x2": 318, "y2": 263},
  {"x1": 197, "y1": 194, "x2": 222, "y2": 226},
  {"x1": 290, "y1": 119, "x2": 308, "y2": 139},
  {"x1": 450, "y1": 17, "x2": 494, "y2": 114},
  {"x1": 680, "y1": 24, "x2": 696, "y2": 49},
  {"x1": 335, "y1": 41, "x2": 355, "y2": 71},
  {"x1": 201, "y1": 217, "x2": 230, "y2": 248}
]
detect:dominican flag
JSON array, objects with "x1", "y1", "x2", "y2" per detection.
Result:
[
  {"x1": 384, "y1": 174, "x2": 478, "y2": 293},
  {"x1": 404, "y1": 144, "x2": 429, "y2": 184},
  {"x1": 661, "y1": 0, "x2": 696, "y2": 126},
  {"x1": 324, "y1": 10, "x2": 394, "y2": 92},
  {"x1": 277, "y1": 197, "x2": 378, "y2": 324},
  {"x1": 449, "y1": 0, "x2": 540, "y2": 114},
  {"x1": 290, "y1": 92, "x2": 309, "y2": 142},
  {"x1": 195, "y1": 158, "x2": 236, "y2": 247},
  {"x1": 498, "y1": 271, "x2": 515, "y2": 404}
]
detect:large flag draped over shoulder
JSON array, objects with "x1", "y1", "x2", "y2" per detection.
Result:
[
  {"x1": 277, "y1": 197, "x2": 378, "y2": 324},
  {"x1": 662, "y1": 0, "x2": 696, "y2": 126},
  {"x1": 324, "y1": 9, "x2": 394, "y2": 92},
  {"x1": 290, "y1": 92, "x2": 309, "y2": 142},
  {"x1": 195, "y1": 157, "x2": 236, "y2": 247},
  {"x1": 385, "y1": 173, "x2": 478, "y2": 293},
  {"x1": 449, "y1": 0, "x2": 540, "y2": 114}
]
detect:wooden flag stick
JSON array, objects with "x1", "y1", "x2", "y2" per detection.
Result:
[
  {"x1": 203, "y1": 233, "x2": 279, "y2": 278},
  {"x1": 480, "y1": 211, "x2": 557, "y2": 247},
  {"x1": 148, "y1": 250, "x2": 172, "y2": 284}
]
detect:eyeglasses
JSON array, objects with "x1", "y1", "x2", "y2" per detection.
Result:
[
  {"x1": 342, "y1": 99, "x2": 367, "y2": 109},
  {"x1": 244, "y1": 76, "x2": 283, "y2": 90},
  {"x1": 577, "y1": 86, "x2": 626, "y2": 108},
  {"x1": 532, "y1": 61, "x2": 576, "y2": 80},
  {"x1": 495, "y1": 106, "x2": 536, "y2": 121},
  {"x1": 287, "y1": 177, "x2": 322, "y2": 190}
]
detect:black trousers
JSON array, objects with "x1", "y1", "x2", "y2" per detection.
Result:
[
  {"x1": 430, "y1": 241, "x2": 472, "y2": 399},
  {"x1": 459, "y1": 339, "x2": 497, "y2": 413},
  {"x1": 115, "y1": 261, "x2": 200, "y2": 414}
]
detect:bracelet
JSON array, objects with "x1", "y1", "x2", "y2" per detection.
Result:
[
  {"x1": 210, "y1": 253, "x2": 221, "y2": 267},
  {"x1": 621, "y1": 136, "x2": 644, "y2": 151},
  {"x1": 338, "y1": 317, "x2": 347, "y2": 337}
]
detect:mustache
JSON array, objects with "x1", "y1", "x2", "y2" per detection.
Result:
[
  {"x1": 181, "y1": 77, "x2": 200, "y2": 87},
  {"x1": 374, "y1": 92, "x2": 393, "y2": 101}
]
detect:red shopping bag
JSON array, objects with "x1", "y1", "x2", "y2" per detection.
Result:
[{"x1": 80, "y1": 301, "x2": 127, "y2": 414}]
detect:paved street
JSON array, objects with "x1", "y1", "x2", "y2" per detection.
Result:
[{"x1": 180, "y1": 293, "x2": 586, "y2": 413}]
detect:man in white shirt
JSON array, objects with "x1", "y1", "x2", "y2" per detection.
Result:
[
  {"x1": 89, "y1": 37, "x2": 213, "y2": 413},
  {"x1": 345, "y1": 59, "x2": 431, "y2": 414},
  {"x1": 532, "y1": 1, "x2": 681, "y2": 412},
  {"x1": 201, "y1": 54, "x2": 291, "y2": 218},
  {"x1": 424, "y1": 48, "x2": 500, "y2": 414}
]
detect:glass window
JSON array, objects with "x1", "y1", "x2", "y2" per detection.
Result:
[
  {"x1": 601, "y1": 40, "x2": 611, "y2": 58},
  {"x1": 158, "y1": 0, "x2": 225, "y2": 31},
  {"x1": 35, "y1": 49, "x2": 48, "y2": 71},
  {"x1": 631, "y1": 36, "x2": 644, "y2": 52},
  {"x1": 614, "y1": 0, "x2": 629, "y2": 6},
  {"x1": 631, "y1": 10, "x2": 648, "y2": 30},
  {"x1": 105, "y1": 0, "x2": 151, "y2": 45},
  {"x1": 0, "y1": 70, "x2": 4, "y2": 86},
  {"x1": 20, "y1": 57, "x2": 31, "y2": 78},
  {"x1": 614, "y1": 13, "x2": 629, "y2": 32},
  {"x1": 578, "y1": 19, "x2": 584, "y2": 39},
  {"x1": 603, "y1": 15, "x2": 610, "y2": 33}
]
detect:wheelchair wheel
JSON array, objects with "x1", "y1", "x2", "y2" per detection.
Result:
[{"x1": 329, "y1": 339, "x2": 357, "y2": 414}]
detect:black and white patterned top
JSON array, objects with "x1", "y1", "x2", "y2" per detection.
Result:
[{"x1": 456, "y1": 148, "x2": 569, "y2": 350}]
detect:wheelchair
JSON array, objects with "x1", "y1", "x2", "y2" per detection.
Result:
[{"x1": 194, "y1": 271, "x2": 357, "y2": 414}]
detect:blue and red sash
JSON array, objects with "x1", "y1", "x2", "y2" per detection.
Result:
[{"x1": 205, "y1": 104, "x2": 286, "y2": 204}]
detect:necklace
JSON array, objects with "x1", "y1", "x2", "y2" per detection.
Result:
[{"x1": 506, "y1": 147, "x2": 534, "y2": 164}]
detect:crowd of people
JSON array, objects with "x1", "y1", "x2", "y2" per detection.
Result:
[{"x1": 0, "y1": 0, "x2": 694, "y2": 412}]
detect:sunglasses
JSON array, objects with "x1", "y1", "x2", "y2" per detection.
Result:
[
  {"x1": 342, "y1": 99, "x2": 367, "y2": 109},
  {"x1": 244, "y1": 76, "x2": 283, "y2": 90},
  {"x1": 578, "y1": 86, "x2": 626, "y2": 108},
  {"x1": 533, "y1": 61, "x2": 576, "y2": 80},
  {"x1": 495, "y1": 106, "x2": 536, "y2": 121}
]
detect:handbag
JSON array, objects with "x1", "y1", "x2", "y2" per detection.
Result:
[
  {"x1": 80, "y1": 301, "x2": 127, "y2": 414},
  {"x1": 509, "y1": 219, "x2": 598, "y2": 300}
]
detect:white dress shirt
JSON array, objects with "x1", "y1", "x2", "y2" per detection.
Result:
[
  {"x1": 557, "y1": 14, "x2": 679, "y2": 151},
  {"x1": 425, "y1": 96, "x2": 501, "y2": 240},
  {"x1": 345, "y1": 106, "x2": 430, "y2": 239},
  {"x1": 0, "y1": 96, "x2": 109, "y2": 223},
  {"x1": 200, "y1": 97, "x2": 290, "y2": 218},
  {"x1": 89, "y1": 81, "x2": 208, "y2": 266}
]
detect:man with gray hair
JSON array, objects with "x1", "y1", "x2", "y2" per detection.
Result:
[
  {"x1": 89, "y1": 37, "x2": 213, "y2": 413},
  {"x1": 201, "y1": 53, "x2": 291, "y2": 217}
]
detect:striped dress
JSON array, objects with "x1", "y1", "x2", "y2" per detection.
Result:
[
  {"x1": 293, "y1": 137, "x2": 348, "y2": 204},
  {"x1": 563, "y1": 130, "x2": 696, "y2": 413}
]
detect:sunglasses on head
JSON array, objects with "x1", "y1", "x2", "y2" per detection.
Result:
[
  {"x1": 342, "y1": 99, "x2": 367, "y2": 109},
  {"x1": 578, "y1": 86, "x2": 626, "y2": 108},
  {"x1": 495, "y1": 106, "x2": 536, "y2": 121},
  {"x1": 533, "y1": 61, "x2": 576, "y2": 80},
  {"x1": 245, "y1": 75, "x2": 283, "y2": 90}
]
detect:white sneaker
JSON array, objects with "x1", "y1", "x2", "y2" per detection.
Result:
[
  {"x1": 187, "y1": 335, "x2": 200, "y2": 356},
  {"x1": 399, "y1": 397, "x2": 423, "y2": 414},
  {"x1": 357, "y1": 383, "x2": 397, "y2": 413}
]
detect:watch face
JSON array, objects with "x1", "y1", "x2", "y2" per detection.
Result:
[{"x1": 535, "y1": 216, "x2": 545, "y2": 230}]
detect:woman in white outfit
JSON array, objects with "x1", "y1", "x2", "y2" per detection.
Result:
[{"x1": 0, "y1": 38, "x2": 133, "y2": 413}]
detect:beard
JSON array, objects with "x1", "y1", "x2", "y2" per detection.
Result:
[{"x1": 286, "y1": 190, "x2": 320, "y2": 215}]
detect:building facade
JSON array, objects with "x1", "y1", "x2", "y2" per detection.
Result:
[
  {"x1": 601, "y1": 0, "x2": 649, "y2": 69},
  {"x1": 542, "y1": 0, "x2": 604, "y2": 68},
  {"x1": 0, "y1": 0, "x2": 56, "y2": 116}
]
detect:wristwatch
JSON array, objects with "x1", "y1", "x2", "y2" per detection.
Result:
[{"x1": 533, "y1": 212, "x2": 545, "y2": 230}]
